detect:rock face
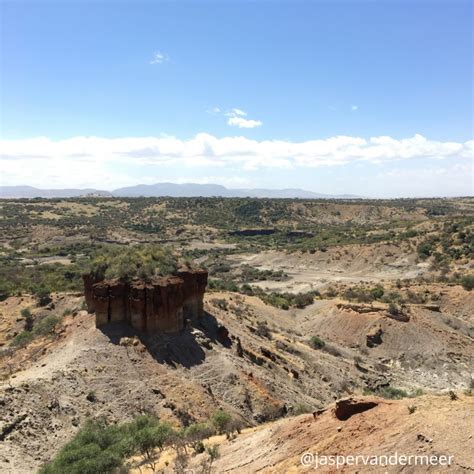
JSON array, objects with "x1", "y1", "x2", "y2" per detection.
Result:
[
  {"x1": 82, "y1": 269, "x2": 208, "y2": 333},
  {"x1": 334, "y1": 398, "x2": 378, "y2": 420}
]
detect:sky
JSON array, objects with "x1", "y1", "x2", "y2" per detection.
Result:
[{"x1": 0, "y1": 0, "x2": 473, "y2": 197}]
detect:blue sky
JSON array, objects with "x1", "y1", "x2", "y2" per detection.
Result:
[{"x1": 1, "y1": 0, "x2": 473, "y2": 197}]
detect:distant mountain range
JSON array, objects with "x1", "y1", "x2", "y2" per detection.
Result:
[{"x1": 0, "y1": 183, "x2": 360, "y2": 199}]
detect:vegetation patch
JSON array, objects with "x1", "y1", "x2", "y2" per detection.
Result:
[{"x1": 89, "y1": 244, "x2": 178, "y2": 281}]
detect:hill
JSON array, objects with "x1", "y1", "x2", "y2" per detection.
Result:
[{"x1": 0, "y1": 183, "x2": 359, "y2": 199}]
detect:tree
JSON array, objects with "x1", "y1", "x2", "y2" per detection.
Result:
[
  {"x1": 21, "y1": 308, "x2": 34, "y2": 332},
  {"x1": 202, "y1": 444, "x2": 220, "y2": 474},
  {"x1": 210, "y1": 410, "x2": 232, "y2": 435},
  {"x1": 35, "y1": 286, "x2": 52, "y2": 306},
  {"x1": 39, "y1": 419, "x2": 132, "y2": 474},
  {"x1": 128, "y1": 415, "x2": 174, "y2": 472},
  {"x1": 183, "y1": 422, "x2": 215, "y2": 453},
  {"x1": 370, "y1": 286, "x2": 384, "y2": 300}
]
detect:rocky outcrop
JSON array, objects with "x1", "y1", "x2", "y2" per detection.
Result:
[
  {"x1": 82, "y1": 269, "x2": 208, "y2": 334},
  {"x1": 366, "y1": 325, "x2": 383, "y2": 348},
  {"x1": 82, "y1": 273, "x2": 97, "y2": 313},
  {"x1": 334, "y1": 398, "x2": 378, "y2": 420},
  {"x1": 176, "y1": 269, "x2": 208, "y2": 320}
]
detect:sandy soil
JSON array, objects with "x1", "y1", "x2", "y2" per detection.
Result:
[{"x1": 227, "y1": 243, "x2": 427, "y2": 293}]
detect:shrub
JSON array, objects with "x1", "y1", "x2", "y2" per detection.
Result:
[
  {"x1": 21, "y1": 308, "x2": 34, "y2": 331},
  {"x1": 12, "y1": 331, "x2": 34, "y2": 347},
  {"x1": 206, "y1": 444, "x2": 220, "y2": 462},
  {"x1": 410, "y1": 388, "x2": 424, "y2": 397},
  {"x1": 321, "y1": 343, "x2": 342, "y2": 357},
  {"x1": 370, "y1": 286, "x2": 384, "y2": 300},
  {"x1": 208, "y1": 279, "x2": 239, "y2": 292},
  {"x1": 127, "y1": 416, "x2": 174, "y2": 471},
  {"x1": 417, "y1": 240, "x2": 435, "y2": 259},
  {"x1": 293, "y1": 403, "x2": 313, "y2": 415},
  {"x1": 40, "y1": 415, "x2": 175, "y2": 474},
  {"x1": 89, "y1": 244, "x2": 178, "y2": 281},
  {"x1": 388, "y1": 302, "x2": 399, "y2": 316},
  {"x1": 39, "y1": 419, "x2": 132, "y2": 474},
  {"x1": 461, "y1": 274, "x2": 474, "y2": 291},
  {"x1": 34, "y1": 315, "x2": 60, "y2": 336},
  {"x1": 255, "y1": 322, "x2": 272, "y2": 339},
  {"x1": 309, "y1": 336, "x2": 325, "y2": 350},
  {"x1": 11, "y1": 314, "x2": 60, "y2": 348},
  {"x1": 210, "y1": 410, "x2": 232, "y2": 434},
  {"x1": 293, "y1": 292, "x2": 314, "y2": 308},
  {"x1": 35, "y1": 287, "x2": 52, "y2": 306},
  {"x1": 378, "y1": 387, "x2": 408, "y2": 400},
  {"x1": 183, "y1": 423, "x2": 215, "y2": 453}
]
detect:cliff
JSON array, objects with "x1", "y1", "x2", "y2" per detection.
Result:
[{"x1": 82, "y1": 269, "x2": 208, "y2": 333}]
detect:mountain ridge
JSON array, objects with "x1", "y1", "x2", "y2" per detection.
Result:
[{"x1": 0, "y1": 183, "x2": 360, "y2": 199}]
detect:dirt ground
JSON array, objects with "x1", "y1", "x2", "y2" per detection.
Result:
[{"x1": 226, "y1": 242, "x2": 427, "y2": 293}]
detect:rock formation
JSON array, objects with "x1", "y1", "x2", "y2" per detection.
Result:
[{"x1": 82, "y1": 269, "x2": 208, "y2": 333}]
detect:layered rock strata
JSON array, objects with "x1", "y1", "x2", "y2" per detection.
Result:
[{"x1": 82, "y1": 269, "x2": 208, "y2": 333}]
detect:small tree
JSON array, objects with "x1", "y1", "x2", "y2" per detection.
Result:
[
  {"x1": 207, "y1": 444, "x2": 220, "y2": 468},
  {"x1": 370, "y1": 286, "x2": 384, "y2": 300},
  {"x1": 210, "y1": 410, "x2": 232, "y2": 435},
  {"x1": 35, "y1": 287, "x2": 52, "y2": 306},
  {"x1": 309, "y1": 335, "x2": 325, "y2": 350},
  {"x1": 183, "y1": 422, "x2": 215, "y2": 453},
  {"x1": 21, "y1": 308, "x2": 34, "y2": 332},
  {"x1": 128, "y1": 415, "x2": 174, "y2": 472}
]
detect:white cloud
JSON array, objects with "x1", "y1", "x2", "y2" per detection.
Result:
[
  {"x1": 149, "y1": 51, "x2": 169, "y2": 64},
  {"x1": 225, "y1": 108, "x2": 262, "y2": 128},
  {"x1": 351, "y1": 105, "x2": 358, "y2": 111},
  {"x1": 1, "y1": 134, "x2": 472, "y2": 188},
  {"x1": 207, "y1": 107, "x2": 221, "y2": 114},
  {"x1": 227, "y1": 117, "x2": 263, "y2": 129},
  {"x1": 374, "y1": 162, "x2": 473, "y2": 197},
  {"x1": 210, "y1": 107, "x2": 262, "y2": 128},
  {"x1": 226, "y1": 108, "x2": 247, "y2": 117}
]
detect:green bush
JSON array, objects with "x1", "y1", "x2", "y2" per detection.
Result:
[
  {"x1": 211, "y1": 410, "x2": 232, "y2": 434},
  {"x1": 208, "y1": 279, "x2": 239, "y2": 292},
  {"x1": 21, "y1": 308, "x2": 34, "y2": 331},
  {"x1": 309, "y1": 335, "x2": 325, "y2": 350},
  {"x1": 376, "y1": 387, "x2": 408, "y2": 399},
  {"x1": 12, "y1": 331, "x2": 34, "y2": 347},
  {"x1": 11, "y1": 314, "x2": 60, "y2": 347},
  {"x1": 34, "y1": 315, "x2": 60, "y2": 336},
  {"x1": 417, "y1": 240, "x2": 435, "y2": 259},
  {"x1": 90, "y1": 244, "x2": 178, "y2": 281},
  {"x1": 370, "y1": 286, "x2": 384, "y2": 300},
  {"x1": 40, "y1": 415, "x2": 175, "y2": 474},
  {"x1": 461, "y1": 274, "x2": 474, "y2": 291},
  {"x1": 39, "y1": 419, "x2": 133, "y2": 474},
  {"x1": 183, "y1": 422, "x2": 215, "y2": 453},
  {"x1": 126, "y1": 415, "x2": 174, "y2": 471},
  {"x1": 35, "y1": 287, "x2": 52, "y2": 306}
]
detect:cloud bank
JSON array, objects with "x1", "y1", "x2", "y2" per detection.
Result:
[{"x1": 1, "y1": 133, "x2": 472, "y2": 191}]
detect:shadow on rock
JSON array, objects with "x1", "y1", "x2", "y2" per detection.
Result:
[{"x1": 98, "y1": 310, "x2": 232, "y2": 369}]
